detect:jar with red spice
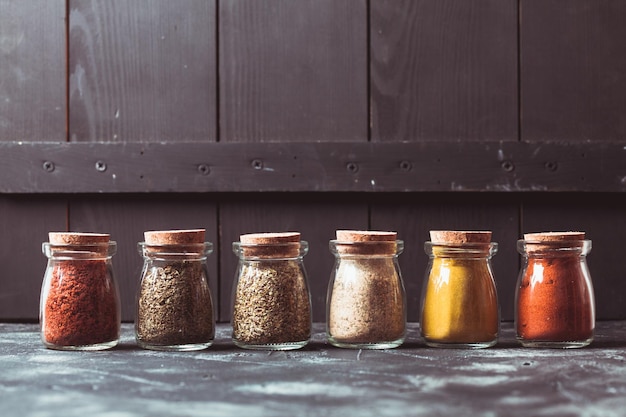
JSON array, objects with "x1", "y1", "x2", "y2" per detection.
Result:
[
  {"x1": 515, "y1": 231, "x2": 595, "y2": 348},
  {"x1": 40, "y1": 232, "x2": 121, "y2": 351}
]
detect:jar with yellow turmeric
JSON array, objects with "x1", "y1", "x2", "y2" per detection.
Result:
[{"x1": 420, "y1": 230, "x2": 499, "y2": 348}]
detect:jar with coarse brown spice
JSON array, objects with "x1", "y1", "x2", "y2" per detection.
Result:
[
  {"x1": 136, "y1": 229, "x2": 215, "y2": 351},
  {"x1": 515, "y1": 231, "x2": 595, "y2": 348},
  {"x1": 40, "y1": 232, "x2": 121, "y2": 351},
  {"x1": 231, "y1": 232, "x2": 312, "y2": 350},
  {"x1": 327, "y1": 230, "x2": 406, "y2": 349}
]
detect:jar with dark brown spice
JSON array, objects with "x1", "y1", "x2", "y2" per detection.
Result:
[
  {"x1": 327, "y1": 230, "x2": 406, "y2": 349},
  {"x1": 231, "y1": 232, "x2": 312, "y2": 350},
  {"x1": 136, "y1": 229, "x2": 215, "y2": 351}
]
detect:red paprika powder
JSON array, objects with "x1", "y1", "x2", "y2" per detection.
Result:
[
  {"x1": 40, "y1": 232, "x2": 121, "y2": 350},
  {"x1": 515, "y1": 231, "x2": 595, "y2": 348}
]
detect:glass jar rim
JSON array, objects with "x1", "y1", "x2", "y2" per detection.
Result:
[
  {"x1": 43, "y1": 241, "x2": 117, "y2": 258},
  {"x1": 424, "y1": 241, "x2": 497, "y2": 257},
  {"x1": 517, "y1": 239, "x2": 591, "y2": 255},
  {"x1": 138, "y1": 241, "x2": 213, "y2": 257},
  {"x1": 233, "y1": 240, "x2": 308, "y2": 259},
  {"x1": 329, "y1": 239, "x2": 404, "y2": 256}
]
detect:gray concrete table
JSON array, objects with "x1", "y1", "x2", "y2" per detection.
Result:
[{"x1": 1, "y1": 322, "x2": 626, "y2": 417}]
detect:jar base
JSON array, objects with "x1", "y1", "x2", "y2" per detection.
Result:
[
  {"x1": 517, "y1": 337, "x2": 593, "y2": 349},
  {"x1": 137, "y1": 341, "x2": 213, "y2": 351},
  {"x1": 233, "y1": 340, "x2": 309, "y2": 351},
  {"x1": 327, "y1": 336, "x2": 404, "y2": 350},
  {"x1": 43, "y1": 339, "x2": 119, "y2": 351},
  {"x1": 424, "y1": 339, "x2": 497, "y2": 349}
]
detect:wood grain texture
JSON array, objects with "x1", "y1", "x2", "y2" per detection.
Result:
[
  {"x1": 4, "y1": 141, "x2": 624, "y2": 193},
  {"x1": 0, "y1": 196, "x2": 66, "y2": 320},
  {"x1": 371, "y1": 0, "x2": 518, "y2": 142},
  {"x1": 68, "y1": 0, "x2": 216, "y2": 142},
  {"x1": 219, "y1": 0, "x2": 367, "y2": 142},
  {"x1": 219, "y1": 194, "x2": 369, "y2": 322},
  {"x1": 521, "y1": 0, "x2": 626, "y2": 141},
  {"x1": 522, "y1": 193, "x2": 626, "y2": 320},
  {"x1": 0, "y1": 0, "x2": 65, "y2": 141},
  {"x1": 67, "y1": 195, "x2": 218, "y2": 322},
  {"x1": 372, "y1": 194, "x2": 520, "y2": 321}
]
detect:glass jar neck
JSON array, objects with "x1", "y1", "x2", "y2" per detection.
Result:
[
  {"x1": 517, "y1": 239, "x2": 591, "y2": 257},
  {"x1": 43, "y1": 241, "x2": 117, "y2": 260},
  {"x1": 425, "y1": 242, "x2": 497, "y2": 259},
  {"x1": 329, "y1": 240, "x2": 404, "y2": 257},
  {"x1": 233, "y1": 241, "x2": 308, "y2": 260},
  {"x1": 139, "y1": 242, "x2": 213, "y2": 260}
]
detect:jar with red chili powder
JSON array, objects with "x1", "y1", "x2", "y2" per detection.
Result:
[
  {"x1": 40, "y1": 232, "x2": 121, "y2": 351},
  {"x1": 515, "y1": 231, "x2": 595, "y2": 348}
]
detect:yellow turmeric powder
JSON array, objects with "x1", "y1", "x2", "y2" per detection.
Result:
[{"x1": 420, "y1": 231, "x2": 499, "y2": 348}]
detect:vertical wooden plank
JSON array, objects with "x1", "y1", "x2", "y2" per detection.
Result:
[
  {"x1": 521, "y1": 0, "x2": 626, "y2": 141},
  {"x1": 218, "y1": 0, "x2": 370, "y2": 323},
  {"x1": 219, "y1": 0, "x2": 368, "y2": 141},
  {"x1": 373, "y1": 195, "x2": 520, "y2": 322},
  {"x1": 0, "y1": 196, "x2": 66, "y2": 320},
  {"x1": 0, "y1": 0, "x2": 65, "y2": 141},
  {"x1": 219, "y1": 194, "x2": 369, "y2": 323},
  {"x1": 68, "y1": 196, "x2": 218, "y2": 322},
  {"x1": 522, "y1": 193, "x2": 626, "y2": 320},
  {"x1": 370, "y1": 0, "x2": 518, "y2": 141},
  {"x1": 68, "y1": 0, "x2": 216, "y2": 142}
]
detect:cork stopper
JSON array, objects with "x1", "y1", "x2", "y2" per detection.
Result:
[
  {"x1": 49, "y1": 232, "x2": 110, "y2": 245},
  {"x1": 334, "y1": 230, "x2": 398, "y2": 255},
  {"x1": 143, "y1": 229, "x2": 206, "y2": 254},
  {"x1": 239, "y1": 232, "x2": 301, "y2": 258},
  {"x1": 144, "y1": 229, "x2": 206, "y2": 245},
  {"x1": 523, "y1": 231, "x2": 585, "y2": 242},
  {"x1": 429, "y1": 230, "x2": 492, "y2": 245},
  {"x1": 47, "y1": 232, "x2": 111, "y2": 255}
]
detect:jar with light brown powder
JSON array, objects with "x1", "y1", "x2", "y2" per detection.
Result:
[{"x1": 327, "y1": 230, "x2": 406, "y2": 349}]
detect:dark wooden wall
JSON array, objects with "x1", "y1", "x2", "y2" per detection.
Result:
[{"x1": 1, "y1": 0, "x2": 625, "y2": 323}]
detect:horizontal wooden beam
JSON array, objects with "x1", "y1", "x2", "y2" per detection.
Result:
[{"x1": 1, "y1": 141, "x2": 624, "y2": 193}]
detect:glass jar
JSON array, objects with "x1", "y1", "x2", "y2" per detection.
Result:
[
  {"x1": 231, "y1": 232, "x2": 312, "y2": 350},
  {"x1": 515, "y1": 231, "x2": 595, "y2": 348},
  {"x1": 40, "y1": 232, "x2": 121, "y2": 351},
  {"x1": 136, "y1": 229, "x2": 215, "y2": 351},
  {"x1": 420, "y1": 230, "x2": 499, "y2": 349},
  {"x1": 327, "y1": 230, "x2": 406, "y2": 349}
]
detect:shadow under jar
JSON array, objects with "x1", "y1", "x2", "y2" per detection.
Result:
[
  {"x1": 420, "y1": 231, "x2": 499, "y2": 349},
  {"x1": 231, "y1": 232, "x2": 312, "y2": 350},
  {"x1": 136, "y1": 229, "x2": 215, "y2": 351},
  {"x1": 327, "y1": 230, "x2": 406, "y2": 349},
  {"x1": 515, "y1": 231, "x2": 595, "y2": 348},
  {"x1": 40, "y1": 232, "x2": 121, "y2": 351}
]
